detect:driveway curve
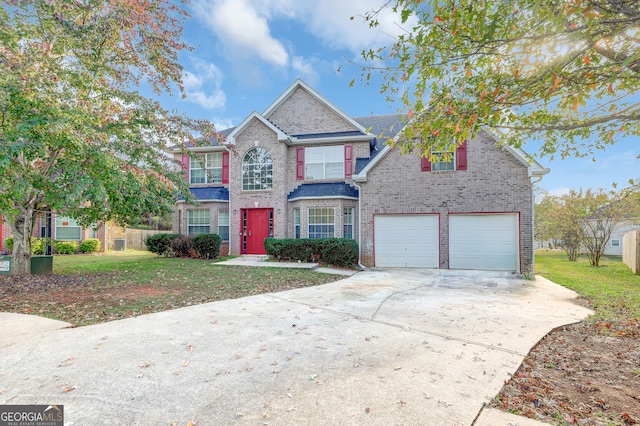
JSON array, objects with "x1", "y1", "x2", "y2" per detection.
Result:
[{"x1": 0, "y1": 270, "x2": 592, "y2": 425}]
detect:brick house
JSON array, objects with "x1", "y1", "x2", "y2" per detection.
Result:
[
  {"x1": 173, "y1": 79, "x2": 548, "y2": 274},
  {"x1": 1, "y1": 213, "x2": 114, "y2": 254}
]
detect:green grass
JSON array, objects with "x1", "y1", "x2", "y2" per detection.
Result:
[
  {"x1": 0, "y1": 251, "x2": 343, "y2": 326},
  {"x1": 535, "y1": 250, "x2": 640, "y2": 336}
]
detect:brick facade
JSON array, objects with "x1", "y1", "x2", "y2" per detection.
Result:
[
  {"x1": 174, "y1": 79, "x2": 545, "y2": 272},
  {"x1": 357, "y1": 131, "x2": 535, "y2": 273}
]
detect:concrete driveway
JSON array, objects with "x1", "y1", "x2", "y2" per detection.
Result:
[{"x1": 0, "y1": 270, "x2": 591, "y2": 425}]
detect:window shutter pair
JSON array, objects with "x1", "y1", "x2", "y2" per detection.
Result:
[
  {"x1": 182, "y1": 152, "x2": 230, "y2": 184},
  {"x1": 421, "y1": 140, "x2": 468, "y2": 171},
  {"x1": 295, "y1": 145, "x2": 354, "y2": 180}
]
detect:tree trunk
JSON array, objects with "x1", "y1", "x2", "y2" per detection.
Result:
[{"x1": 8, "y1": 206, "x2": 35, "y2": 275}]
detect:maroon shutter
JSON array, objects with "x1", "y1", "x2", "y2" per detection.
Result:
[
  {"x1": 344, "y1": 144, "x2": 353, "y2": 178},
  {"x1": 456, "y1": 140, "x2": 468, "y2": 170},
  {"x1": 296, "y1": 147, "x2": 305, "y2": 180},
  {"x1": 222, "y1": 151, "x2": 229, "y2": 184},
  {"x1": 181, "y1": 154, "x2": 190, "y2": 182},
  {"x1": 421, "y1": 156, "x2": 431, "y2": 172}
]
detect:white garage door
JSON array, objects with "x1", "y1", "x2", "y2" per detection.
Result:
[
  {"x1": 374, "y1": 214, "x2": 439, "y2": 268},
  {"x1": 449, "y1": 214, "x2": 519, "y2": 271}
]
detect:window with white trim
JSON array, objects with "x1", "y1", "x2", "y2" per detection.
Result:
[
  {"x1": 611, "y1": 239, "x2": 620, "y2": 247},
  {"x1": 294, "y1": 208, "x2": 300, "y2": 239},
  {"x1": 55, "y1": 216, "x2": 82, "y2": 241},
  {"x1": 343, "y1": 207, "x2": 354, "y2": 239},
  {"x1": 190, "y1": 153, "x2": 223, "y2": 184},
  {"x1": 305, "y1": 146, "x2": 343, "y2": 180},
  {"x1": 188, "y1": 210, "x2": 210, "y2": 235},
  {"x1": 308, "y1": 207, "x2": 334, "y2": 239},
  {"x1": 431, "y1": 145, "x2": 455, "y2": 171},
  {"x1": 218, "y1": 210, "x2": 229, "y2": 241},
  {"x1": 242, "y1": 148, "x2": 273, "y2": 190}
]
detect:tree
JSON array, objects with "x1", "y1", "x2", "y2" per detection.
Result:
[
  {"x1": 539, "y1": 192, "x2": 582, "y2": 261},
  {"x1": 0, "y1": 1, "x2": 210, "y2": 274},
  {"x1": 357, "y1": 0, "x2": 640, "y2": 159},
  {"x1": 536, "y1": 186, "x2": 640, "y2": 265}
]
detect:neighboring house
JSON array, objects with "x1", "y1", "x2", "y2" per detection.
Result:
[
  {"x1": 1, "y1": 213, "x2": 115, "y2": 253},
  {"x1": 605, "y1": 221, "x2": 640, "y2": 256},
  {"x1": 173, "y1": 79, "x2": 548, "y2": 274}
]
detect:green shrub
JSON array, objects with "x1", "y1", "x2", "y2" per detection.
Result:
[
  {"x1": 170, "y1": 235, "x2": 195, "y2": 258},
  {"x1": 316, "y1": 238, "x2": 359, "y2": 267},
  {"x1": 31, "y1": 237, "x2": 48, "y2": 255},
  {"x1": 55, "y1": 240, "x2": 78, "y2": 255},
  {"x1": 264, "y1": 238, "x2": 358, "y2": 268},
  {"x1": 145, "y1": 233, "x2": 180, "y2": 256},
  {"x1": 80, "y1": 238, "x2": 101, "y2": 253},
  {"x1": 4, "y1": 236, "x2": 51, "y2": 254},
  {"x1": 192, "y1": 234, "x2": 221, "y2": 259}
]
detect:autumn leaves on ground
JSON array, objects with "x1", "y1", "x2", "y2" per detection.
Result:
[
  {"x1": 492, "y1": 252, "x2": 640, "y2": 426},
  {"x1": 0, "y1": 252, "x2": 342, "y2": 326},
  {"x1": 1, "y1": 251, "x2": 639, "y2": 425}
]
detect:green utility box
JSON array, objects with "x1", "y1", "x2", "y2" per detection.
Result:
[
  {"x1": 0, "y1": 255, "x2": 53, "y2": 275},
  {"x1": 0, "y1": 256, "x2": 11, "y2": 275},
  {"x1": 31, "y1": 255, "x2": 53, "y2": 274}
]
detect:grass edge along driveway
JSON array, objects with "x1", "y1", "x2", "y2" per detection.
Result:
[{"x1": 0, "y1": 251, "x2": 344, "y2": 326}]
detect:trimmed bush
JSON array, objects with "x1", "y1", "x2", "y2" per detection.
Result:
[
  {"x1": 145, "y1": 233, "x2": 181, "y2": 256},
  {"x1": 80, "y1": 238, "x2": 101, "y2": 253},
  {"x1": 170, "y1": 235, "x2": 195, "y2": 258},
  {"x1": 264, "y1": 238, "x2": 358, "y2": 268},
  {"x1": 55, "y1": 240, "x2": 78, "y2": 255},
  {"x1": 192, "y1": 234, "x2": 221, "y2": 259},
  {"x1": 5, "y1": 236, "x2": 50, "y2": 254}
]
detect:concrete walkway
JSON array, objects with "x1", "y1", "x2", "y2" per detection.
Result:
[
  {"x1": 214, "y1": 254, "x2": 359, "y2": 276},
  {"x1": 0, "y1": 271, "x2": 591, "y2": 425}
]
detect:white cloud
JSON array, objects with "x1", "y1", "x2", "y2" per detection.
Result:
[
  {"x1": 183, "y1": 60, "x2": 226, "y2": 110},
  {"x1": 211, "y1": 117, "x2": 235, "y2": 132},
  {"x1": 291, "y1": 56, "x2": 319, "y2": 84},
  {"x1": 548, "y1": 187, "x2": 572, "y2": 197},
  {"x1": 297, "y1": 1, "x2": 410, "y2": 55},
  {"x1": 193, "y1": 0, "x2": 288, "y2": 67}
]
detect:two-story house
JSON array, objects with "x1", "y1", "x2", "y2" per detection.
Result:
[{"x1": 173, "y1": 79, "x2": 548, "y2": 274}]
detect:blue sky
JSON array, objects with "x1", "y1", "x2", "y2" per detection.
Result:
[{"x1": 153, "y1": 0, "x2": 639, "y2": 196}]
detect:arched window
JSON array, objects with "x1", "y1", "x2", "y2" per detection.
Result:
[{"x1": 242, "y1": 148, "x2": 273, "y2": 191}]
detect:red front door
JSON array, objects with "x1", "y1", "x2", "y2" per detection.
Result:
[{"x1": 241, "y1": 209, "x2": 272, "y2": 254}]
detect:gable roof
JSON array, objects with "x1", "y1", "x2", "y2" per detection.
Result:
[
  {"x1": 287, "y1": 182, "x2": 359, "y2": 201},
  {"x1": 353, "y1": 114, "x2": 405, "y2": 173},
  {"x1": 226, "y1": 111, "x2": 288, "y2": 145},
  {"x1": 353, "y1": 127, "x2": 549, "y2": 181},
  {"x1": 263, "y1": 79, "x2": 370, "y2": 135}
]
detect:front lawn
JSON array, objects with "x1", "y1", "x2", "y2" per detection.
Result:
[
  {"x1": 0, "y1": 251, "x2": 343, "y2": 326},
  {"x1": 535, "y1": 250, "x2": 640, "y2": 336}
]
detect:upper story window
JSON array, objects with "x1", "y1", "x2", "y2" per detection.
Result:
[
  {"x1": 305, "y1": 146, "x2": 344, "y2": 180},
  {"x1": 421, "y1": 140, "x2": 467, "y2": 172},
  {"x1": 242, "y1": 147, "x2": 273, "y2": 191},
  {"x1": 431, "y1": 146, "x2": 456, "y2": 171},
  {"x1": 190, "y1": 153, "x2": 223, "y2": 184}
]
